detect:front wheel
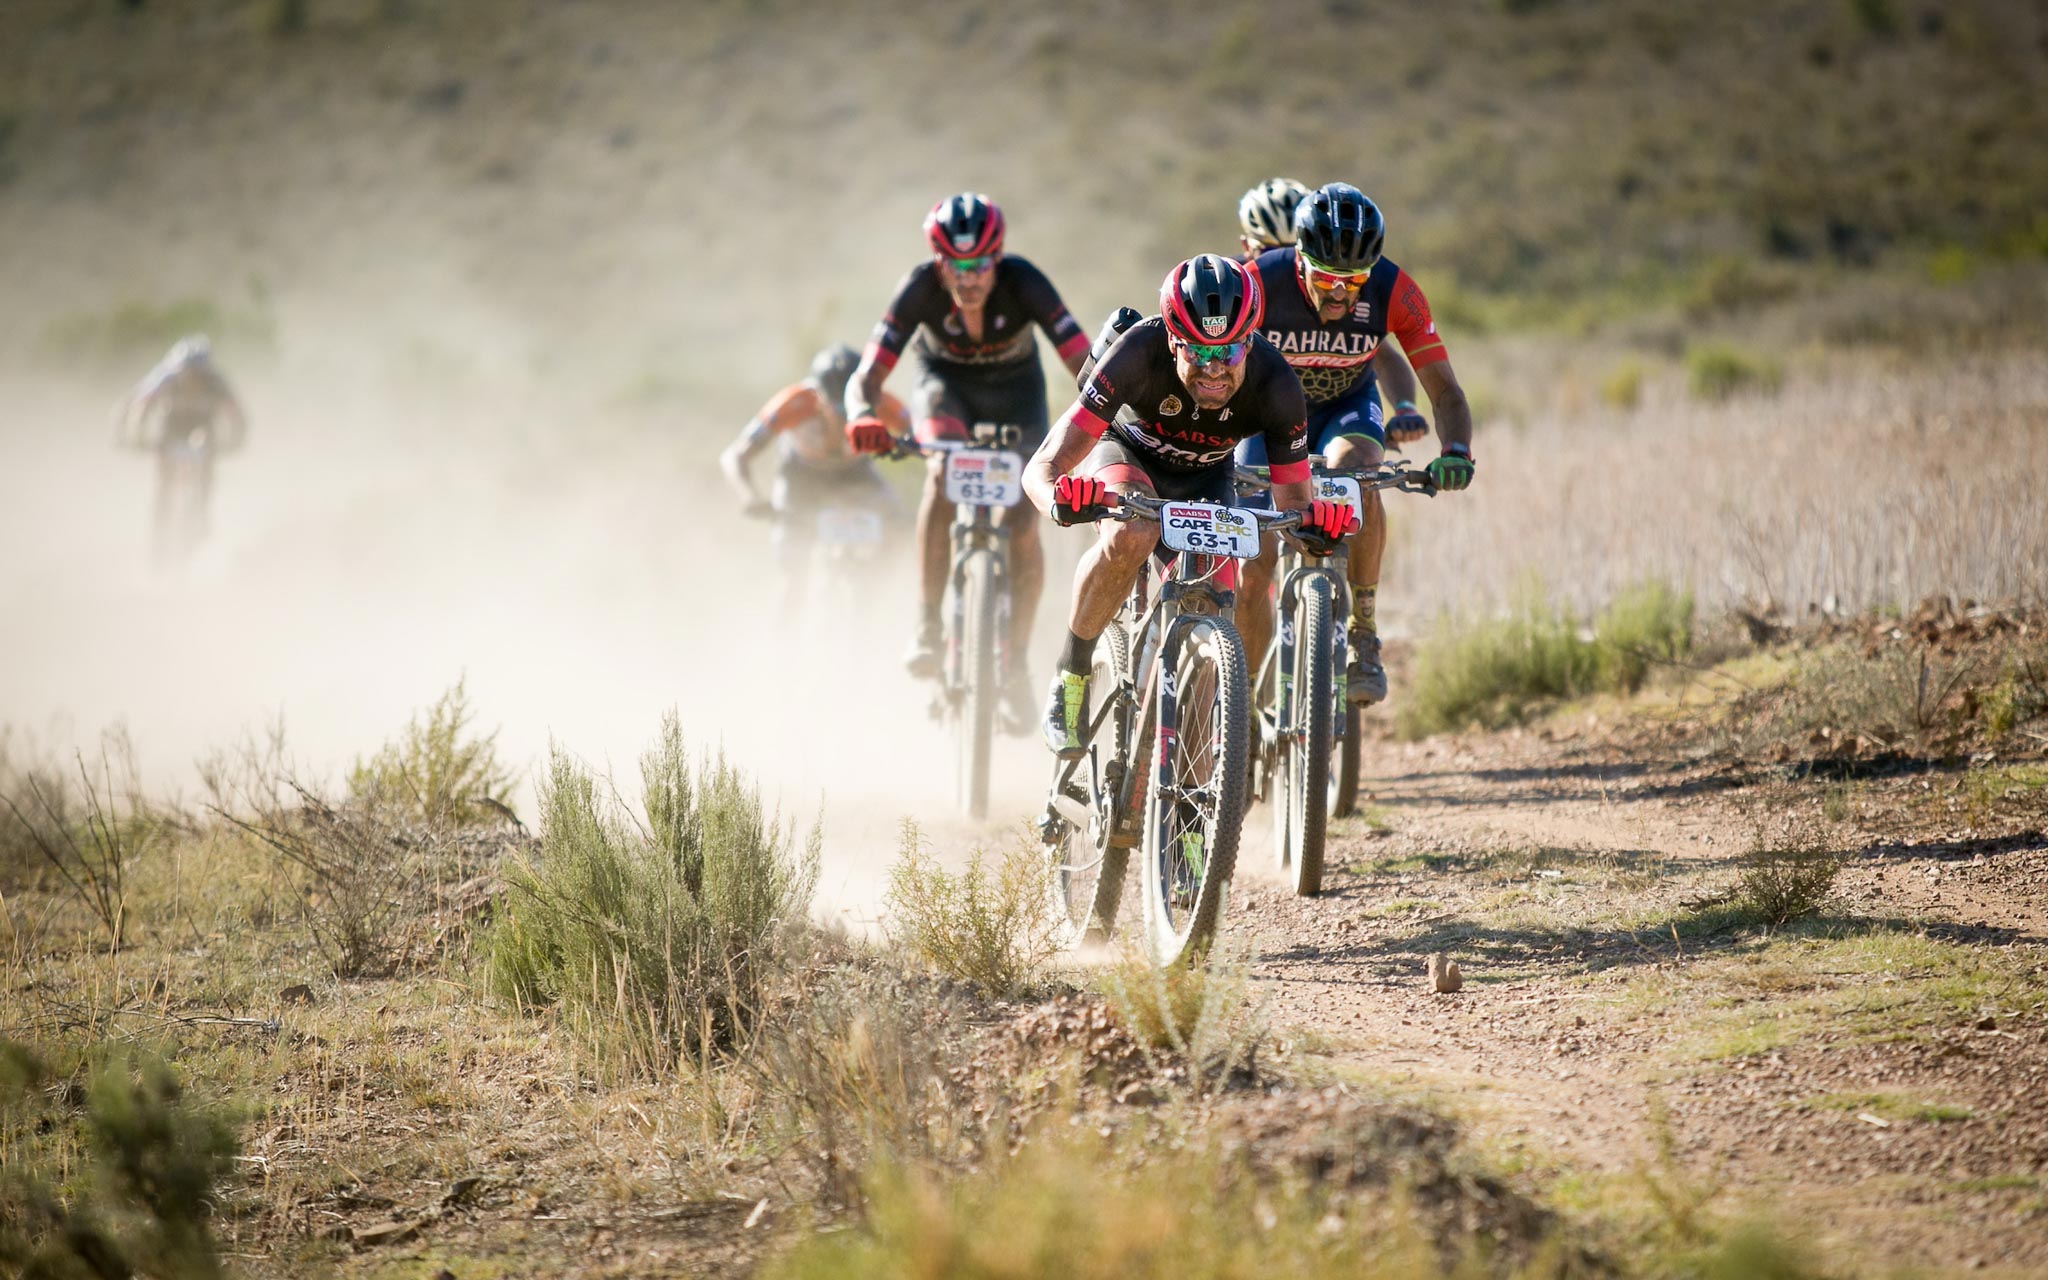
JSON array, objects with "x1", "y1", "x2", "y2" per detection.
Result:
[
  {"x1": 1329, "y1": 704, "x2": 1361, "y2": 819},
  {"x1": 955, "y1": 548, "x2": 1000, "y2": 820},
  {"x1": 1140, "y1": 614, "x2": 1250, "y2": 967},
  {"x1": 1046, "y1": 623, "x2": 1134, "y2": 944},
  {"x1": 1277, "y1": 584, "x2": 1335, "y2": 896}
]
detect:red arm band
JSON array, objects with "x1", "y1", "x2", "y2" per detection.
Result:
[
  {"x1": 1055, "y1": 332, "x2": 1090, "y2": 361},
  {"x1": 862, "y1": 342, "x2": 899, "y2": 375},
  {"x1": 1269, "y1": 459, "x2": 1311, "y2": 486},
  {"x1": 1071, "y1": 406, "x2": 1110, "y2": 440}
]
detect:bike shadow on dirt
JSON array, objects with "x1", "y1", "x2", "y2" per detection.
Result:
[
  {"x1": 1376, "y1": 752, "x2": 1985, "y2": 810},
  {"x1": 1256, "y1": 895, "x2": 2041, "y2": 985}
]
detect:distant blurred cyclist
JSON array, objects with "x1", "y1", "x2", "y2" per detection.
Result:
[
  {"x1": 1237, "y1": 176, "x2": 1428, "y2": 450},
  {"x1": 1235, "y1": 183, "x2": 1476, "y2": 705},
  {"x1": 720, "y1": 344, "x2": 908, "y2": 611},
  {"x1": 844, "y1": 192, "x2": 1091, "y2": 727},
  {"x1": 112, "y1": 334, "x2": 247, "y2": 567}
]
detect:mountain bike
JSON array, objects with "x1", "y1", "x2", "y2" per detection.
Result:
[
  {"x1": 1037, "y1": 490, "x2": 1326, "y2": 965},
  {"x1": 1237, "y1": 462, "x2": 1435, "y2": 895},
  {"x1": 889, "y1": 426, "x2": 1028, "y2": 820},
  {"x1": 153, "y1": 432, "x2": 215, "y2": 571}
]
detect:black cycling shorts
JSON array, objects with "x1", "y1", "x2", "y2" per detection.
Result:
[
  {"x1": 909, "y1": 357, "x2": 1051, "y2": 455},
  {"x1": 1079, "y1": 434, "x2": 1238, "y2": 505}
]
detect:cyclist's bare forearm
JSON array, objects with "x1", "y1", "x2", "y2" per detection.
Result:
[
  {"x1": 1418, "y1": 361, "x2": 1473, "y2": 452},
  {"x1": 1023, "y1": 410, "x2": 1100, "y2": 517},
  {"x1": 1376, "y1": 346, "x2": 1419, "y2": 409},
  {"x1": 845, "y1": 358, "x2": 890, "y2": 421},
  {"x1": 1272, "y1": 478, "x2": 1313, "y2": 513}
]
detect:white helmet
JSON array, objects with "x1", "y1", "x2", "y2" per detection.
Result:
[
  {"x1": 168, "y1": 333, "x2": 213, "y2": 368},
  {"x1": 1237, "y1": 178, "x2": 1312, "y2": 250}
]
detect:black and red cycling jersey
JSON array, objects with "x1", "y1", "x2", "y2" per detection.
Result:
[
  {"x1": 1251, "y1": 246, "x2": 1449, "y2": 408},
  {"x1": 862, "y1": 256, "x2": 1089, "y2": 376},
  {"x1": 1069, "y1": 316, "x2": 1310, "y2": 484}
]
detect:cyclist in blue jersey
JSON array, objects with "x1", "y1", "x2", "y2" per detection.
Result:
[{"x1": 1235, "y1": 184, "x2": 1475, "y2": 704}]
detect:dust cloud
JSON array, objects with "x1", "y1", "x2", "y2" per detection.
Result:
[{"x1": 0, "y1": 344, "x2": 1083, "y2": 922}]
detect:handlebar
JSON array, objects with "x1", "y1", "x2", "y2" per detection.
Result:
[
  {"x1": 1100, "y1": 489, "x2": 1308, "y2": 532},
  {"x1": 1232, "y1": 459, "x2": 1437, "y2": 498}
]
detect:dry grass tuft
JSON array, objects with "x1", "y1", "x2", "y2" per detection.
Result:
[
  {"x1": 1736, "y1": 822, "x2": 1843, "y2": 928},
  {"x1": 884, "y1": 821, "x2": 1064, "y2": 999}
]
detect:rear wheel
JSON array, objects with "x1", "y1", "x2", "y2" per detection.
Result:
[
  {"x1": 1277, "y1": 584, "x2": 1335, "y2": 895},
  {"x1": 1140, "y1": 614, "x2": 1250, "y2": 967},
  {"x1": 1046, "y1": 623, "x2": 1133, "y2": 943},
  {"x1": 956, "y1": 549, "x2": 1000, "y2": 820}
]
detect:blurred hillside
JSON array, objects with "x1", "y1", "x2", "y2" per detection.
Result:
[{"x1": 1, "y1": 0, "x2": 2043, "y2": 436}]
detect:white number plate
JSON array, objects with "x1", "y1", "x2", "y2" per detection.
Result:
[
  {"x1": 1159, "y1": 502, "x2": 1262, "y2": 560},
  {"x1": 814, "y1": 507, "x2": 884, "y2": 547},
  {"x1": 944, "y1": 449, "x2": 1024, "y2": 507},
  {"x1": 1315, "y1": 475, "x2": 1364, "y2": 525}
]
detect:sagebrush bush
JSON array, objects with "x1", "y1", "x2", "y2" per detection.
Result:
[
  {"x1": 487, "y1": 715, "x2": 818, "y2": 1072},
  {"x1": 0, "y1": 1045, "x2": 239, "y2": 1280},
  {"x1": 884, "y1": 822, "x2": 1063, "y2": 998},
  {"x1": 0, "y1": 729, "x2": 158, "y2": 948},
  {"x1": 1737, "y1": 825, "x2": 1843, "y2": 928},
  {"x1": 348, "y1": 677, "x2": 515, "y2": 827},
  {"x1": 1399, "y1": 581, "x2": 1693, "y2": 737},
  {"x1": 1098, "y1": 935, "x2": 1264, "y2": 1088}
]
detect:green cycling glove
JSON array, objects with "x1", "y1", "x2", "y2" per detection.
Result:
[{"x1": 1426, "y1": 447, "x2": 1475, "y2": 492}]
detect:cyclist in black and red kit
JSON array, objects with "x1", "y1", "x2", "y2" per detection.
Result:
[
  {"x1": 1022, "y1": 254, "x2": 1357, "y2": 757},
  {"x1": 845, "y1": 193, "x2": 1091, "y2": 724},
  {"x1": 1236, "y1": 183, "x2": 1476, "y2": 705}
]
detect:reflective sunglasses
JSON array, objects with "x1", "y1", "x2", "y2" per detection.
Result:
[
  {"x1": 1173, "y1": 337, "x2": 1249, "y2": 367},
  {"x1": 1299, "y1": 252, "x2": 1372, "y2": 290},
  {"x1": 939, "y1": 253, "x2": 998, "y2": 274}
]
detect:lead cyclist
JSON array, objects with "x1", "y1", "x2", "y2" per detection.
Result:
[{"x1": 1021, "y1": 254, "x2": 1356, "y2": 757}]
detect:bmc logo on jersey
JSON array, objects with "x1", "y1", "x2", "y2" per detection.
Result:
[{"x1": 1200, "y1": 315, "x2": 1228, "y2": 337}]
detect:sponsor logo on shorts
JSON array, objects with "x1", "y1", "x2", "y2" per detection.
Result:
[{"x1": 1159, "y1": 395, "x2": 1184, "y2": 416}]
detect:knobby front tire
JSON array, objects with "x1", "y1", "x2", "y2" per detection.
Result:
[
  {"x1": 957, "y1": 549, "x2": 1000, "y2": 821},
  {"x1": 1280, "y1": 583, "x2": 1335, "y2": 896},
  {"x1": 1048, "y1": 622, "x2": 1134, "y2": 944},
  {"x1": 1329, "y1": 703, "x2": 1361, "y2": 819},
  {"x1": 1140, "y1": 614, "x2": 1249, "y2": 968}
]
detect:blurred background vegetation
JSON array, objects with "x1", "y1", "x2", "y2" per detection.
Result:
[{"x1": 1, "y1": 0, "x2": 2042, "y2": 419}]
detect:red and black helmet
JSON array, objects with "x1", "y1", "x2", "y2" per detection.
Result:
[
  {"x1": 924, "y1": 193, "x2": 1006, "y2": 261},
  {"x1": 1158, "y1": 254, "x2": 1265, "y2": 345}
]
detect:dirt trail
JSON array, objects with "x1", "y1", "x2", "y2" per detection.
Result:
[{"x1": 1234, "y1": 722, "x2": 2048, "y2": 1277}]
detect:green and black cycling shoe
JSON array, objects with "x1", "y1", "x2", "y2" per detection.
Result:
[
  {"x1": 1041, "y1": 669, "x2": 1090, "y2": 760},
  {"x1": 902, "y1": 617, "x2": 942, "y2": 679},
  {"x1": 1347, "y1": 630, "x2": 1388, "y2": 705}
]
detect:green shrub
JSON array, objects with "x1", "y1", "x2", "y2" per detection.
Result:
[
  {"x1": 486, "y1": 715, "x2": 818, "y2": 1072},
  {"x1": 348, "y1": 677, "x2": 515, "y2": 827},
  {"x1": 1685, "y1": 345, "x2": 1783, "y2": 401},
  {"x1": 1097, "y1": 936, "x2": 1264, "y2": 1088},
  {"x1": 1737, "y1": 824, "x2": 1843, "y2": 928},
  {"x1": 884, "y1": 822, "x2": 1062, "y2": 998},
  {"x1": 1, "y1": 1046, "x2": 239, "y2": 1280},
  {"x1": 1398, "y1": 581, "x2": 1693, "y2": 738}
]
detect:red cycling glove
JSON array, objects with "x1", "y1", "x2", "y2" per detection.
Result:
[
  {"x1": 1298, "y1": 499, "x2": 1360, "y2": 555},
  {"x1": 1051, "y1": 475, "x2": 1112, "y2": 526},
  {"x1": 845, "y1": 415, "x2": 893, "y2": 455}
]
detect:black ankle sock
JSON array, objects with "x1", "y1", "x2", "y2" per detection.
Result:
[{"x1": 1060, "y1": 630, "x2": 1096, "y2": 675}]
